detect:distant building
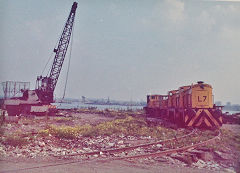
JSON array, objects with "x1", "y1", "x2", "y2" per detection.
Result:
[
  {"x1": 215, "y1": 101, "x2": 222, "y2": 106},
  {"x1": 82, "y1": 96, "x2": 86, "y2": 103},
  {"x1": 226, "y1": 102, "x2": 231, "y2": 107},
  {"x1": 223, "y1": 102, "x2": 240, "y2": 111}
]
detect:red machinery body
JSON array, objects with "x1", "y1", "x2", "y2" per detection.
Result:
[{"x1": 3, "y1": 2, "x2": 78, "y2": 116}]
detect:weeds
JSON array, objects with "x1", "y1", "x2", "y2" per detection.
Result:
[
  {"x1": 220, "y1": 129, "x2": 240, "y2": 151},
  {"x1": 55, "y1": 117, "x2": 73, "y2": 123},
  {"x1": 73, "y1": 108, "x2": 144, "y2": 118},
  {"x1": 41, "y1": 116, "x2": 178, "y2": 139},
  {"x1": 204, "y1": 129, "x2": 240, "y2": 152},
  {"x1": 0, "y1": 127, "x2": 4, "y2": 136},
  {"x1": 4, "y1": 135, "x2": 28, "y2": 147},
  {"x1": 47, "y1": 125, "x2": 79, "y2": 139},
  {"x1": 0, "y1": 115, "x2": 4, "y2": 126},
  {"x1": 38, "y1": 129, "x2": 51, "y2": 137}
]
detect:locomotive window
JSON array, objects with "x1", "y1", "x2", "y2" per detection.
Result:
[{"x1": 151, "y1": 96, "x2": 155, "y2": 99}]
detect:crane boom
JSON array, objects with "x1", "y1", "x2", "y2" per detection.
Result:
[
  {"x1": 36, "y1": 2, "x2": 77, "y2": 104},
  {"x1": 49, "y1": 2, "x2": 77, "y2": 92},
  {"x1": 3, "y1": 2, "x2": 78, "y2": 116}
]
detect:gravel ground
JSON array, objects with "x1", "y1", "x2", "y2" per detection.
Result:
[{"x1": 0, "y1": 111, "x2": 239, "y2": 173}]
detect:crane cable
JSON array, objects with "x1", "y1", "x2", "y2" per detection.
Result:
[
  {"x1": 61, "y1": 20, "x2": 75, "y2": 101},
  {"x1": 41, "y1": 34, "x2": 61, "y2": 76},
  {"x1": 41, "y1": 15, "x2": 68, "y2": 76},
  {"x1": 41, "y1": 52, "x2": 53, "y2": 76}
]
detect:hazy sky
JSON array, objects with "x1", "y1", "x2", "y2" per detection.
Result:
[{"x1": 0, "y1": 0, "x2": 240, "y2": 104}]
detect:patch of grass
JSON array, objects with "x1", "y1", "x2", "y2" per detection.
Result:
[
  {"x1": 41, "y1": 116, "x2": 178, "y2": 139},
  {"x1": 0, "y1": 127, "x2": 4, "y2": 143},
  {"x1": 55, "y1": 117, "x2": 73, "y2": 123},
  {"x1": 0, "y1": 114, "x2": 4, "y2": 126},
  {"x1": 73, "y1": 108, "x2": 144, "y2": 118},
  {"x1": 47, "y1": 125, "x2": 79, "y2": 139},
  {"x1": 1, "y1": 129, "x2": 37, "y2": 146},
  {"x1": 20, "y1": 117, "x2": 38, "y2": 125},
  {"x1": 0, "y1": 127, "x2": 4, "y2": 136},
  {"x1": 4, "y1": 135, "x2": 28, "y2": 147},
  {"x1": 38, "y1": 129, "x2": 51, "y2": 137},
  {"x1": 96, "y1": 116, "x2": 147, "y2": 135},
  {"x1": 204, "y1": 129, "x2": 240, "y2": 152},
  {"x1": 220, "y1": 129, "x2": 240, "y2": 151}
]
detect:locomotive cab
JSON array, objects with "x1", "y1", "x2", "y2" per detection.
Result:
[{"x1": 191, "y1": 82, "x2": 213, "y2": 109}]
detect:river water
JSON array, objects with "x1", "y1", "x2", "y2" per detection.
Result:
[
  {"x1": 52, "y1": 102, "x2": 143, "y2": 110},
  {"x1": 222, "y1": 109, "x2": 240, "y2": 114},
  {"x1": 52, "y1": 102, "x2": 240, "y2": 114}
]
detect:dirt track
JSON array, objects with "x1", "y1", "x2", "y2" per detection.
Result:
[{"x1": 0, "y1": 158, "x2": 224, "y2": 173}]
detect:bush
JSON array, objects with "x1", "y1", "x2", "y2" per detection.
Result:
[
  {"x1": 78, "y1": 124, "x2": 98, "y2": 137},
  {"x1": 48, "y1": 125, "x2": 78, "y2": 139}
]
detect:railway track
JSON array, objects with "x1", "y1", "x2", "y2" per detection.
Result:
[
  {"x1": 0, "y1": 130, "x2": 220, "y2": 173},
  {"x1": 60, "y1": 129, "x2": 196, "y2": 158},
  {"x1": 61, "y1": 129, "x2": 219, "y2": 161},
  {"x1": 113, "y1": 130, "x2": 220, "y2": 160}
]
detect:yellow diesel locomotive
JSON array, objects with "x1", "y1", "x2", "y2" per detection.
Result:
[{"x1": 145, "y1": 81, "x2": 223, "y2": 128}]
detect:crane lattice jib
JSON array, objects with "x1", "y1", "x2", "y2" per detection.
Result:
[{"x1": 48, "y1": 2, "x2": 77, "y2": 92}]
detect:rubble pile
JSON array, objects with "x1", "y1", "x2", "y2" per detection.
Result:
[
  {"x1": 0, "y1": 132, "x2": 237, "y2": 172},
  {"x1": 0, "y1": 132, "x2": 157, "y2": 159}
]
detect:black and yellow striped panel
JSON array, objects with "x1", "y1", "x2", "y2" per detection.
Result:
[{"x1": 184, "y1": 109, "x2": 222, "y2": 128}]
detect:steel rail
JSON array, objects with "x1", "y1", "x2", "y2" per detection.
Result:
[
  {"x1": 0, "y1": 130, "x2": 220, "y2": 173},
  {"x1": 110, "y1": 131, "x2": 220, "y2": 160},
  {"x1": 60, "y1": 130, "x2": 196, "y2": 157},
  {"x1": 0, "y1": 130, "x2": 195, "y2": 173}
]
